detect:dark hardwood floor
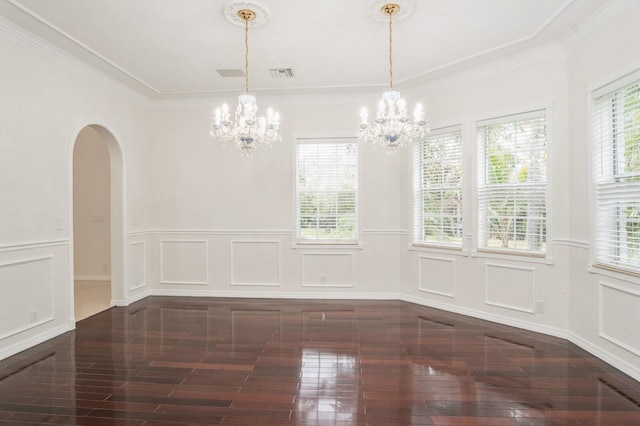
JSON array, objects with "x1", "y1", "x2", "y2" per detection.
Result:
[{"x1": 1, "y1": 297, "x2": 639, "y2": 425}]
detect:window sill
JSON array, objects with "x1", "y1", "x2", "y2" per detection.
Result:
[
  {"x1": 472, "y1": 249, "x2": 553, "y2": 265},
  {"x1": 589, "y1": 263, "x2": 640, "y2": 283},
  {"x1": 408, "y1": 244, "x2": 469, "y2": 257},
  {"x1": 292, "y1": 241, "x2": 363, "y2": 250}
]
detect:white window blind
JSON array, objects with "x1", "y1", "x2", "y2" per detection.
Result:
[
  {"x1": 413, "y1": 127, "x2": 463, "y2": 246},
  {"x1": 296, "y1": 139, "x2": 358, "y2": 242},
  {"x1": 593, "y1": 79, "x2": 640, "y2": 274},
  {"x1": 477, "y1": 111, "x2": 547, "y2": 254}
]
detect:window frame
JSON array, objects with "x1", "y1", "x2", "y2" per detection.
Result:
[
  {"x1": 294, "y1": 137, "x2": 360, "y2": 247},
  {"x1": 590, "y1": 70, "x2": 640, "y2": 277},
  {"x1": 412, "y1": 125, "x2": 464, "y2": 250},
  {"x1": 475, "y1": 109, "x2": 551, "y2": 258}
]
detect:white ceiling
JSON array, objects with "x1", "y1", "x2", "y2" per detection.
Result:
[{"x1": 1, "y1": 0, "x2": 610, "y2": 99}]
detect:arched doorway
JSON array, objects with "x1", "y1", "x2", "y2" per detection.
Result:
[{"x1": 71, "y1": 124, "x2": 125, "y2": 322}]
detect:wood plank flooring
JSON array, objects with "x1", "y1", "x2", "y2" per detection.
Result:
[{"x1": 1, "y1": 297, "x2": 639, "y2": 425}]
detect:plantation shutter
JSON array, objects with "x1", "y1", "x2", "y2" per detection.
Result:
[
  {"x1": 477, "y1": 111, "x2": 547, "y2": 254},
  {"x1": 296, "y1": 139, "x2": 358, "y2": 242},
  {"x1": 412, "y1": 127, "x2": 463, "y2": 246},
  {"x1": 593, "y1": 79, "x2": 640, "y2": 273}
]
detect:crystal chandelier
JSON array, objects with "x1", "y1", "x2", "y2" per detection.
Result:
[
  {"x1": 357, "y1": 3, "x2": 428, "y2": 153},
  {"x1": 211, "y1": 8, "x2": 280, "y2": 156}
]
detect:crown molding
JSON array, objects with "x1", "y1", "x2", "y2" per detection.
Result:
[
  {"x1": 0, "y1": 15, "x2": 149, "y2": 108},
  {"x1": 562, "y1": 0, "x2": 637, "y2": 50}
]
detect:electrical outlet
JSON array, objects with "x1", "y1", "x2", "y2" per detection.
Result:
[
  {"x1": 535, "y1": 301, "x2": 545, "y2": 314},
  {"x1": 320, "y1": 275, "x2": 327, "y2": 284},
  {"x1": 29, "y1": 310, "x2": 38, "y2": 323}
]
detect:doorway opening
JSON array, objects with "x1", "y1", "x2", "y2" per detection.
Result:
[{"x1": 71, "y1": 125, "x2": 125, "y2": 321}]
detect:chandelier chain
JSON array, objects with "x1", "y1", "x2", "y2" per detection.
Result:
[
  {"x1": 244, "y1": 17, "x2": 249, "y2": 93},
  {"x1": 389, "y1": 9, "x2": 393, "y2": 89}
]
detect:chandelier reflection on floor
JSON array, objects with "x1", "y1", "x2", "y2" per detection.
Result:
[
  {"x1": 211, "y1": 6, "x2": 280, "y2": 156},
  {"x1": 357, "y1": 2, "x2": 429, "y2": 153}
]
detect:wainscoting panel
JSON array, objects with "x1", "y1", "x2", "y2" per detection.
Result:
[
  {"x1": 301, "y1": 252, "x2": 353, "y2": 287},
  {"x1": 230, "y1": 240, "x2": 280, "y2": 286},
  {"x1": 0, "y1": 256, "x2": 55, "y2": 340},
  {"x1": 128, "y1": 241, "x2": 146, "y2": 291},
  {"x1": 160, "y1": 240, "x2": 207, "y2": 285},
  {"x1": 418, "y1": 255, "x2": 455, "y2": 297},
  {"x1": 600, "y1": 281, "x2": 640, "y2": 357},
  {"x1": 485, "y1": 263, "x2": 535, "y2": 313}
]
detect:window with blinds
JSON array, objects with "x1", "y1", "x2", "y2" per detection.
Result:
[
  {"x1": 413, "y1": 127, "x2": 463, "y2": 247},
  {"x1": 296, "y1": 139, "x2": 358, "y2": 243},
  {"x1": 477, "y1": 111, "x2": 547, "y2": 254},
  {"x1": 592, "y1": 77, "x2": 640, "y2": 274}
]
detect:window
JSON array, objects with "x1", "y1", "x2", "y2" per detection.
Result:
[
  {"x1": 413, "y1": 127, "x2": 463, "y2": 247},
  {"x1": 296, "y1": 139, "x2": 358, "y2": 243},
  {"x1": 477, "y1": 111, "x2": 547, "y2": 254},
  {"x1": 593, "y1": 77, "x2": 640, "y2": 274}
]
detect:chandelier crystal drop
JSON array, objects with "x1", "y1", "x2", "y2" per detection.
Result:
[
  {"x1": 357, "y1": 3, "x2": 428, "y2": 153},
  {"x1": 211, "y1": 8, "x2": 281, "y2": 156}
]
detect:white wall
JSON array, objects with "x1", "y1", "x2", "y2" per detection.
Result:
[
  {"x1": 565, "y1": 2, "x2": 640, "y2": 380},
  {"x1": 73, "y1": 126, "x2": 111, "y2": 278},
  {"x1": 0, "y1": 21, "x2": 149, "y2": 359},
  {"x1": 131, "y1": 97, "x2": 406, "y2": 298}
]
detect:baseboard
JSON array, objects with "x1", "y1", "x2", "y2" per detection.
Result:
[
  {"x1": 0, "y1": 323, "x2": 73, "y2": 362},
  {"x1": 568, "y1": 332, "x2": 640, "y2": 382},
  {"x1": 75, "y1": 275, "x2": 111, "y2": 281},
  {"x1": 149, "y1": 288, "x2": 401, "y2": 300},
  {"x1": 400, "y1": 294, "x2": 569, "y2": 340}
]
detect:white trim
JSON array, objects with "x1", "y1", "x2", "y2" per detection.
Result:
[
  {"x1": 127, "y1": 229, "x2": 292, "y2": 236},
  {"x1": 471, "y1": 250, "x2": 553, "y2": 265},
  {"x1": 159, "y1": 240, "x2": 208, "y2": 285},
  {"x1": 0, "y1": 316, "x2": 56, "y2": 341},
  {"x1": 568, "y1": 331, "x2": 640, "y2": 383},
  {"x1": 401, "y1": 293, "x2": 567, "y2": 339},
  {"x1": 0, "y1": 239, "x2": 68, "y2": 253},
  {"x1": 128, "y1": 241, "x2": 147, "y2": 291},
  {"x1": 0, "y1": 255, "x2": 53, "y2": 268},
  {"x1": 591, "y1": 66, "x2": 640, "y2": 99},
  {"x1": 552, "y1": 239, "x2": 590, "y2": 249},
  {"x1": 563, "y1": 0, "x2": 639, "y2": 50},
  {"x1": 149, "y1": 288, "x2": 396, "y2": 300},
  {"x1": 125, "y1": 288, "x2": 151, "y2": 306},
  {"x1": 230, "y1": 240, "x2": 281, "y2": 287},
  {"x1": 361, "y1": 229, "x2": 409, "y2": 236},
  {"x1": 0, "y1": 14, "x2": 148, "y2": 105},
  {"x1": 74, "y1": 275, "x2": 111, "y2": 281},
  {"x1": 588, "y1": 264, "x2": 640, "y2": 285},
  {"x1": 0, "y1": 323, "x2": 73, "y2": 362}
]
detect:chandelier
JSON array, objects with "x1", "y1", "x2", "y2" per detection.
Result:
[
  {"x1": 211, "y1": 7, "x2": 280, "y2": 156},
  {"x1": 357, "y1": 3, "x2": 428, "y2": 152}
]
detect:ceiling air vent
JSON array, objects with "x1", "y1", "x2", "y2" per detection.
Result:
[
  {"x1": 270, "y1": 68, "x2": 294, "y2": 79},
  {"x1": 217, "y1": 69, "x2": 245, "y2": 77}
]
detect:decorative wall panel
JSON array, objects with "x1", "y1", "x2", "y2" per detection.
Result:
[
  {"x1": 418, "y1": 255, "x2": 455, "y2": 297},
  {"x1": 230, "y1": 240, "x2": 280, "y2": 286},
  {"x1": 0, "y1": 256, "x2": 55, "y2": 339},
  {"x1": 160, "y1": 240, "x2": 207, "y2": 285},
  {"x1": 485, "y1": 263, "x2": 535, "y2": 313}
]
